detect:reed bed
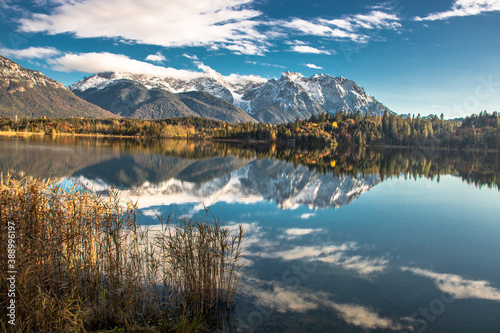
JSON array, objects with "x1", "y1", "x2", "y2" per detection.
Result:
[{"x1": 0, "y1": 175, "x2": 244, "y2": 332}]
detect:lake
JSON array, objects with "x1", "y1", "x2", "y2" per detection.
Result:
[{"x1": 1, "y1": 136, "x2": 499, "y2": 333}]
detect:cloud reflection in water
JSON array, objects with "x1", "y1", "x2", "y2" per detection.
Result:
[
  {"x1": 239, "y1": 277, "x2": 408, "y2": 331},
  {"x1": 402, "y1": 267, "x2": 500, "y2": 301}
]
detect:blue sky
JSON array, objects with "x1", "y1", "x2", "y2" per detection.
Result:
[{"x1": 1, "y1": 0, "x2": 499, "y2": 118}]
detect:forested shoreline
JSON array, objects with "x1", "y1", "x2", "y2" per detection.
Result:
[
  {"x1": 1, "y1": 110, "x2": 499, "y2": 150},
  {"x1": 213, "y1": 111, "x2": 500, "y2": 151}
]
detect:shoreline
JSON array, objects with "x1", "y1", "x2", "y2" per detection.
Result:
[
  {"x1": 0, "y1": 131, "x2": 498, "y2": 153},
  {"x1": 379, "y1": 144, "x2": 499, "y2": 154},
  {"x1": 0, "y1": 131, "x2": 137, "y2": 138},
  {"x1": 0, "y1": 131, "x2": 186, "y2": 139}
]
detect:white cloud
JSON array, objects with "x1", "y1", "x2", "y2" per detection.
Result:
[
  {"x1": 0, "y1": 0, "x2": 27, "y2": 18},
  {"x1": 300, "y1": 213, "x2": 316, "y2": 219},
  {"x1": 182, "y1": 54, "x2": 199, "y2": 60},
  {"x1": 185, "y1": 59, "x2": 266, "y2": 83},
  {"x1": 323, "y1": 18, "x2": 355, "y2": 31},
  {"x1": 0, "y1": 46, "x2": 60, "y2": 59},
  {"x1": 245, "y1": 60, "x2": 285, "y2": 68},
  {"x1": 290, "y1": 45, "x2": 332, "y2": 55},
  {"x1": 285, "y1": 9, "x2": 402, "y2": 43},
  {"x1": 304, "y1": 63, "x2": 323, "y2": 69},
  {"x1": 193, "y1": 61, "x2": 215, "y2": 74},
  {"x1": 415, "y1": 0, "x2": 500, "y2": 21},
  {"x1": 48, "y1": 52, "x2": 204, "y2": 79},
  {"x1": 281, "y1": 10, "x2": 401, "y2": 49},
  {"x1": 283, "y1": 39, "x2": 308, "y2": 45},
  {"x1": 223, "y1": 41, "x2": 268, "y2": 55},
  {"x1": 402, "y1": 267, "x2": 500, "y2": 301},
  {"x1": 19, "y1": 0, "x2": 267, "y2": 55},
  {"x1": 283, "y1": 18, "x2": 360, "y2": 40},
  {"x1": 145, "y1": 52, "x2": 166, "y2": 63},
  {"x1": 225, "y1": 73, "x2": 267, "y2": 84},
  {"x1": 14, "y1": 0, "x2": 404, "y2": 58},
  {"x1": 351, "y1": 10, "x2": 402, "y2": 30}
]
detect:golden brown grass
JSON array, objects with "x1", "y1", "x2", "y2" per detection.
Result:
[
  {"x1": 0, "y1": 175, "x2": 244, "y2": 332},
  {"x1": 0, "y1": 131, "x2": 45, "y2": 137}
]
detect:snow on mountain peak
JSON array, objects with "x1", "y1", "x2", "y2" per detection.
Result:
[
  {"x1": 311, "y1": 73, "x2": 327, "y2": 79},
  {"x1": 225, "y1": 73, "x2": 267, "y2": 84},
  {"x1": 195, "y1": 62, "x2": 223, "y2": 81},
  {"x1": 282, "y1": 71, "x2": 304, "y2": 81},
  {"x1": 68, "y1": 68, "x2": 390, "y2": 123}
]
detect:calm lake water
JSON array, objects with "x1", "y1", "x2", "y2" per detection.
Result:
[{"x1": 2, "y1": 136, "x2": 500, "y2": 333}]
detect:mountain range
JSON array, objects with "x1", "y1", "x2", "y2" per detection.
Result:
[
  {"x1": 69, "y1": 76, "x2": 256, "y2": 123},
  {"x1": 0, "y1": 55, "x2": 391, "y2": 123},
  {"x1": 70, "y1": 70, "x2": 390, "y2": 123},
  {"x1": 0, "y1": 55, "x2": 115, "y2": 118}
]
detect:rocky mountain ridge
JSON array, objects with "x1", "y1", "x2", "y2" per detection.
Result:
[
  {"x1": 249, "y1": 72, "x2": 389, "y2": 123},
  {"x1": 0, "y1": 56, "x2": 116, "y2": 118},
  {"x1": 70, "y1": 70, "x2": 391, "y2": 123},
  {"x1": 70, "y1": 77, "x2": 257, "y2": 123}
]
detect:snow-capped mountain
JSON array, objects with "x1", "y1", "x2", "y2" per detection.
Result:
[
  {"x1": 69, "y1": 71, "x2": 265, "y2": 111},
  {"x1": 69, "y1": 69, "x2": 390, "y2": 123},
  {"x1": 64, "y1": 157, "x2": 381, "y2": 210},
  {"x1": 248, "y1": 72, "x2": 389, "y2": 123}
]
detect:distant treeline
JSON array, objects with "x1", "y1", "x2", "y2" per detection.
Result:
[
  {"x1": 1, "y1": 111, "x2": 499, "y2": 150},
  {"x1": 212, "y1": 110, "x2": 500, "y2": 150}
]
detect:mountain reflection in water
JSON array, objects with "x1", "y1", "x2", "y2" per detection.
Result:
[
  {"x1": 1, "y1": 136, "x2": 498, "y2": 197},
  {"x1": 1, "y1": 137, "x2": 500, "y2": 332}
]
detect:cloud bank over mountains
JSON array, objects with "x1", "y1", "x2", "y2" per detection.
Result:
[
  {"x1": 16, "y1": 0, "x2": 402, "y2": 57},
  {"x1": 2, "y1": 0, "x2": 498, "y2": 77}
]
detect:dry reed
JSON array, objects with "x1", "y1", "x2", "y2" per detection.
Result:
[{"x1": 0, "y1": 175, "x2": 244, "y2": 332}]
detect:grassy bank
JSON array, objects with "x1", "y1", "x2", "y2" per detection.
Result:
[
  {"x1": 0, "y1": 117, "x2": 219, "y2": 139},
  {"x1": 0, "y1": 131, "x2": 165, "y2": 139},
  {"x1": 0, "y1": 131, "x2": 45, "y2": 137},
  {"x1": 0, "y1": 176, "x2": 244, "y2": 332}
]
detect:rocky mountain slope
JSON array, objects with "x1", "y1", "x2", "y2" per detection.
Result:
[
  {"x1": 70, "y1": 75, "x2": 257, "y2": 123},
  {"x1": 70, "y1": 70, "x2": 390, "y2": 123},
  {"x1": 0, "y1": 56, "x2": 115, "y2": 118},
  {"x1": 248, "y1": 72, "x2": 390, "y2": 123}
]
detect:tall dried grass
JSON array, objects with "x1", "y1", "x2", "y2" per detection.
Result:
[{"x1": 0, "y1": 175, "x2": 244, "y2": 332}]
